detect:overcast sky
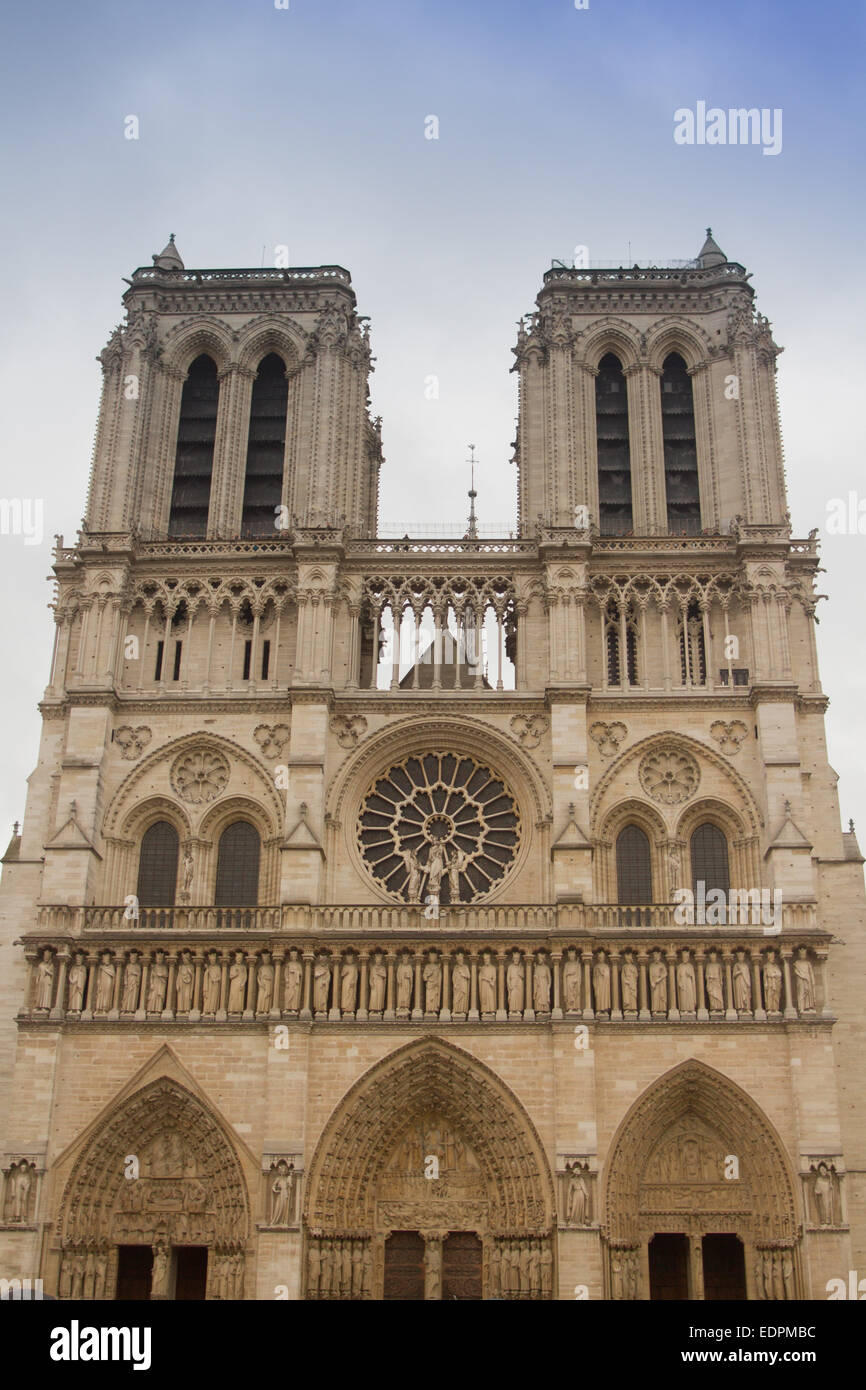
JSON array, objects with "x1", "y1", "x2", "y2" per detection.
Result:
[{"x1": 0, "y1": 0, "x2": 863, "y2": 846}]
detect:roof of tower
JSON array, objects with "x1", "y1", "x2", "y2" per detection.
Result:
[
  {"x1": 698, "y1": 227, "x2": 727, "y2": 268},
  {"x1": 152, "y1": 233, "x2": 185, "y2": 272}
]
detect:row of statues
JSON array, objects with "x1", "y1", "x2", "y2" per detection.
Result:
[
  {"x1": 30, "y1": 943, "x2": 819, "y2": 1018},
  {"x1": 307, "y1": 1237, "x2": 373, "y2": 1298},
  {"x1": 754, "y1": 1249, "x2": 797, "y2": 1300},
  {"x1": 489, "y1": 1239, "x2": 554, "y2": 1297},
  {"x1": 58, "y1": 1249, "x2": 109, "y2": 1301}
]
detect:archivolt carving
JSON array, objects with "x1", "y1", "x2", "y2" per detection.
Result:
[{"x1": 304, "y1": 1037, "x2": 555, "y2": 1236}]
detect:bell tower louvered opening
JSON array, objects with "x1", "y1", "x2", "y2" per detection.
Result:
[
  {"x1": 168, "y1": 355, "x2": 219, "y2": 538},
  {"x1": 661, "y1": 353, "x2": 701, "y2": 535},
  {"x1": 596, "y1": 353, "x2": 633, "y2": 535},
  {"x1": 242, "y1": 353, "x2": 288, "y2": 537}
]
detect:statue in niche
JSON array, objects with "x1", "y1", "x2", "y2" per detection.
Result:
[
  {"x1": 257, "y1": 952, "x2": 275, "y2": 1013},
  {"x1": 451, "y1": 952, "x2": 470, "y2": 1014},
  {"x1": 448, "y1": 846, "x2": 469, "y2": 902},
  {"x1": 121, "y1": 951, "x2": 142, "y2": 1012},
  {"x1": 489, "y1": 1243, "x2": 501, "y2": 1296},
  {"x1": 369, "y1": 951, "x2": 387, "y2": 1012},
  {"x1": 763, "y1": 949, "x2": 782, "y2": 1012},
  {"x1": 621, "y1": 951, "x2": 638, "y2": 1012},
  {"x1": 506, "y1": 950, "x2": 524, "y2": 1013},
  {"x1": 175, "y1": 950, "x2": 194, "y2": 1012},
  {"x1": 794, "y1": 948, "x2": 816, "y2": 1012},
  {"x1": 593, "y1": 950, "x2": 611, "y2": 1012},
  {"x1": 478, "y1": 952, "x2": 497, "y2": 1014},
  {"x1": 732, "y1": 950, "x2": 752, "y2": 1010},
  {"x1": 151, "y1": 1242, "x2": 170, "y2": 1297},
  {"x1": 533, "y1": 953, "x2": 551, "y2": 1012},
  {"x1": 319, "y1": 1241, "x2": 333, "y2": 1295},
  {"x1": 400, "y1": 846, "x2": 422, "y2": 903},
  {"x1": 705, "y1": 949, "x2": 725, "y2": 1011},
  {"x1": 519, "y1": 1241, "x2": 531, "y2": 1291},
  {"x1": 95, "y1": 952, "x2": 115, "y2": 1012},
  {"x1": 6, "y1": 1161, "x2": 33, "y2": 1222},
  {"x1": 362, "y1": 1243, "x2": 373, "y2": 1296},
  {"x1": 396, "y1": 953, "x2": 414, "y2": 1012},
  {"x1": 425, "y1": 841, "x2": 448, "y2": 898},
  {"x1": 649, "y1": 949, "x2": 667, "y2": 1012},
  {"x1": 812, "y1": 1161, "x2": 839, "y2": 1226},
  {"x1": 270, "y1": 1160, "x2": 294, "y2": 1225},
  {"x1": 202, "y1": 951, "x2": 221, "y2": 1013},
  {"x1": 528, "y1": 1241, "x2": 541, "y2": 1296},
  {"x1": 667, "y1": 841, "x2": 681, "y2": 891},
  {"x1": 34, "y1": 949, "x2": 54, "y2": 1010},
  {"x1": 340, "y1": 955, "x2": 358, "y2": 1012},
  {"x1": 228, "y1": 951, "x2": 247, "y2": 1012},
  {"x1": 313, "y1": 955, "x2": 330, "y2": 1012},
  {"x1": 562, "y1": 948, "x2": 580, "y2": 1012},
  {"x1": 566, "y1": 1163, "x2": 589, "y2": 1225},
  {"x1": 423, "y1": 952, "x2": 441, "y2": 1013},
  {"x1": 341, "y1": 1240, "x2": 352, "y2": 1295},
  {"x1": 782, "y1": 1252, "x2": 795, "y2": 1299},
  {"x1": 677, "y1": 949, "x2": 696, "y2": 1013},
  {"x1": 283, "y1": 949, "x2": 303, "y2": 1012},
  {"x1": 424, "y1": 1240, "x2": 442, "y2": 1300},
  {"x1": 147, "y1": 950, "x2": 169, "y2": 1012},
  {"x1": 67, "y1": 952, "x2": 86, "y2": 1012}
]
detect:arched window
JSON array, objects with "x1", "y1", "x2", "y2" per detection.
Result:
[
  {"x1": 678, "y1": 599, "x2": 706, "y2": 685},
  {"x1": 616, "y1": 825, "x2": 653, "y2": 903},
  {"x1": 661, "y1": 353, "x2": 701, "y2": 534},
  {"x1": 690, "y1": 823, "x2": 730, "y2": 896},
  {"x1": 215, "y1": 822, "x2": 261, "y2": 905},
  {"x1": 596, "y1": 353, "x2": 632, "y2": 534},
  {"x1": 242, "y1": 354, "x2": 288, "y2": 536},
  {"x1": 169, "y1": 355, "x2": 219, "y2": 537},
  {"x1": 136, "y1": 821, "x2": 179, "y2": 906},
  {"x1": 604, "y1": 598, "x2": 639, "y2": 687}
]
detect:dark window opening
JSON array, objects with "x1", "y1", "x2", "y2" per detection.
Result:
[
  {"x1": 137, "y1": 820, "x2": 179, "y2": 907},
  {"x1": 242, "y1": 640, "x2": 252, "y2": 681},
  {"x1": 661, "y1": 353, "x2": 701, "y2": 534},
  {"x1": 169, "y1": 355, "x2": 219, "y2": 538},
  {"x1": 649, "y1": 1233, "x2": 690, "y2": 1300},
  {"x1": 261, "y1": 640, "x2": 271, "y2": 681},
  {"x1": 702, "y1": 1234, "x2": 747, "y2": 1300},
  {"x1": 604, "y1": 600, "x2": 638, "y2": 686},
  {"x1": 690, "y1": 823, "x2": 730, "y2": 897},
  {"x1": 215, "y1": 821, "x2": 261, "y2": 906},
  {"x1": 172, "y1": 641, "x2": 182, "y2": 681},
  {"x1": 242, "y1": 353, "x2": 288, "y2": 537},
  {"x1": 154, "y1": 640, "x2": 164, "y2": 682},
  {"x1": 115, "y1": 1246, "x2": 153, "y2": 1301},
  {"x1": 679, "y1": 599, "x2": 706, "y2": 685},
  {"x1": 616, "y1": 825, "x2": 652, "y2": 904},
  {"x1": 596, "y1": 353, "x2": 633, "y2": 535}
]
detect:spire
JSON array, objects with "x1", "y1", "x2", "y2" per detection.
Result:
[
  {"x1": 697, "y1": 227, "x2": 726, "y2": 269},
  {"x1": 464, "y1": 444, "x2": 478, "y2": 540},
  {"x1": 152, "y1": 233, "x2": 185, "y2": 272}
]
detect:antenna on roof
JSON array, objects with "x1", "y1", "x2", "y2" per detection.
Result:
[{"x1": 465, "y1": 445, "x2": 478, "y2": 540}]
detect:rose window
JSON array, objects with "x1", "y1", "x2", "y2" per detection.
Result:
[
  {"x1": 358, "y1": 753, "x2": 520, "y2": 903},
  {"x1": 171, "y1": 748, "x2": 230, "y2": 805},
  {"x1": 638, "y1": 748, "x2": 700, "y2": 806}
]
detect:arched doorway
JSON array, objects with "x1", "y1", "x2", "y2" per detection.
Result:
[
  {"x1": 602, "y1": 1060, "x2": 801, "y2": 1300},
  {"x1": 55, "y1": 1077, "x2": 250, "y2": 1300},
  {"x1": 303, "y1": 1037, "x2": 556, "y2": 1299}
]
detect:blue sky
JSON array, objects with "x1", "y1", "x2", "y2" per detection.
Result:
[{"x1": 0, "y1": 0, "x2": 864, "y2": 842}]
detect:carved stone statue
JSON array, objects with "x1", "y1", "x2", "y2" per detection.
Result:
[
  {"x1": 562, "y1": 948, "x2": 580, "y2": 1012},
  {"x1": 269, "y1": 1160, "x2": 293, "y2": 1225},
  {"x1": 257, "y1": 952, "x2": 275, "y2": 1013},
  {"x1": 705, "y1": 950, "x2": 724, "y2": 1011},
  {"x1": 566, "y1": 1165, "x2": 589, "y2": 1225},
  {"x1": 425, "y1": 842, "x2": 447, "y2": 897},
  {"x1": 451, "y1": 952, "x2": 470, "y2": 1014},
  {"x1": 396, "y1": 953, "x2": 414, "y2": 1013},
  {"x1": 732, "y1": 950, "x2": 752, "y2": 1011},
  {"x1": 479, "y1": 952, "x2": 496, "y2": 1014},
  {"x1": 423, "y1": 953, "x2": 441, "y2": 1013},
  {"x1": 181, "y1": 848, "x2": 194, "y2": 898},
  {"x1": 506, "y1": 950, "x2": 524, "y2": 1013},
  {"x1": 95, "y1": 952, "x2": 115, "y2": 1012},
  {"x1": 67, "y1": 952, "x2": 86, "y2": 1012},
  {"x1": 794, "y1": 948, "x2": 815, "y2": 1012},
  {"x1": 423, "y1": 1238, "x2": 442, "y2": 1300},
  {"x1": 147, "y1": 950, "x2": 169, "y2": 1012},
  {"x1": 283, "y1": 949, "x2": 303, "y2": 1012},
  {"x1": 34, "y1": 949, "x2": 54, "y2": 1010},
  {"x1": 621, "y1": 951, "x2": 637, "y2": 1012},
  {"x1": 649, "y1": 950, "x2": 667, "y2": 1012},
  {"x1": 540, "y1": 1241, "x2": 554, "y2": 1295},
  {"x1": 677, "y1": 949, "x2": 696, "y2": 1013},
  {"x1": 308, "y1": 1241, "x2": 321, "y2": 1296},
  {"x1": 369, "y1": 952, "x2": 387, "y2": 1012},
  {"x1": 313, "y1": 955, "x2": 331, "y2": 1013},
  {"x1": 812, "y1": 1161, "x2": 839, "y2": 1226},
  {"x1": 202, "y1": 951, "x2": 221, "y2": 1013},
  {"x1": 175, "y1": 951, "x2": 194, "y2": 1013},
  {"x1": 400, "y1": 846, "x2": 422, "y2": 903},
  {"x1": 533, "y1": 953, "x2": 551, "y2": 1013},
  {"x1": 340, "y1": 956, "x2": 358, "y2": 1013},
  {"x1": 448, "y1": 846, "x2": 469, "y2": 902},
  {"x1": 763, "y1": 949, "x2": 782, "y2": 1012},
  {"x1": 151, "y1": 1242, "x2": 170, "y2": 1297},
  {"x1": 6, "y1": 1162, "x2": 33, "y2": 1222},
  {"x1": 593, "y1": 950, "x2": 611, "y2": 1012}
]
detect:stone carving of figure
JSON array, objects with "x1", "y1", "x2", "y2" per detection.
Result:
[
  {"x1": 396, "y1": 953, "x2": 413, "y2": 1012},
  {"x1": 763, "y1": 949, "x2": 782, "y2": 1012},
  {"x1": 151, "y1": 1242, "x2": 170, "y2": 1296},
  {"x1": 448, "y1": 846, "x2": 469, "y2": 902},
  {"x1": 754, "y1": 1256, "x2": 765, "y2": 1299},
  {"x1": 489, "y1": 1242, "x2": 501, "y2": 1296},
  {"x1": 400, "y1": 846, "x2": 422, "y2": 903},
  {"x1": 7, "y1": 1162, "x2": 33, "y2": 1222},
  {"x1": 425, "y1": 842, "x2": 448, "y2": 897},
  {"x1": 59, "y1": 1255, "x2": 73, "y2": 1299},
  {"x1": 562, "y1": 948, "x2": 580, "y2": 1012},
  {"x1": 478, "y1": 952, "x2": 497, "y2": 1014},
  {"x1": 540, "y1": 1241, "x2": 554, "y2": 1295},
  {"x1": 340, "y1": 956, "x2": 358, "y2": 1013},
  {"x1": 528, "y1": 1241, "x2": 541, "y2": 1296},
  {"x1": 518, "y1": 1241, "x2": 531, "y2": 1292},
  {"x1": 649, "y1": 950, "x2": 667, "y2": 1012},
  {"x1": 772, "y1": 1252, "x2": 784, "y2": 1301},
  {"x1": 506, "y1": 950, "x2": 524, "y2": 1013},
  {"x1": 120, "y1": 952, "x2": 141, "y2": 1012},
  {"x1": 782, "y1": 1252, "x2": 795, "y2": 1300},
  {"x1": 423, "y1": 953, "x2": 441, "y2": 1013},
  {"x1": 667, "y1": 840, "x2": 681, "y2": 891},
  {"x1": 202, "y1": 951, "x2": 221, "y2": 1014},
  {"x1": 308, "y1": 1241, "x2": 321, "y2": 1297},
  {"x1": 369, "y1": 952, "x2": 386, "y2": 1012},
  {"x1": 705, "y1": 950, "x2": 724, "y2": 1011},
  {"x1": 362, "y1": 1243, "x2": 373, "y2": 1297},
  {"x1": 175, "y1": 951, "x2": 194, "y2": 1013},
  {"x1": 313, "y1": 955, "x2": 330, "y2": 1013},
  {"x1": 34, "y1": 949, "x2": 54, "y2": 1010},
  {"x1": 424, "y1": 1241, "x2": 441, "y2": 1300},
  {"x1": 256, "y1": 952, "x2": 275, "y2": 1014},
  {"x1": 794, "y1": 948, "x2": 815, "y2": 1012},
  {"x1": 95, "y1": 952, "x2": 115, "y2": 1012},
  {"x1": 732, "y1": 950, "x2": 751, "y2": 1011},
  {"x1": 593, "y1": 950, "x2": 611, "y2": 1012},
  {"x1": 147, "y1": 951, "x2": 169, "y2": 1012},
  {"x1": 627, "y1": 1252, "x2": 638, "y2": 1300},
  {"x1": 67, "y1": 952, "x2": 87, "y2": 1012},
  {"x1": 228, "y1": 951, "x2": 247, "y2": 1013},
  {"x1": 341, "y1": 1239, "x2": 352, "y2": 1296},
  {"x1": 320, "y1": 1241, "x2": 333, "y2": 1296},
  {"x1": 533, "y1": 953, "x2": 551, "y2": 1013},
  {"x1": 813, "y1": 1162, "x2": 837, "y2": 1225},
  {"x1": 283, "y1": 949, "x2": 303, "y2": 1012},
  {"x1": 351, "y1": 1240, "x2": 363, "y2": 1297},
  {"x1": 677, "y1": 949, "x2": 696, "y2": 1013},
  {"x1": 181, "y1": 848, "x2": 194, "y2": 898},
  {"x1": 270, "y1": 1161, "x2": 292, "y2": 1225},
  {"x1": 621, "y1": 951, "x2": 638, "y2": 1012},
  {"x1": 566, "y1": 1165, "x2": 589, "y2": 1225},
  {"x1": 451, "y1": 952, "x2": 470, "y2": 1014},
  {"x1": 611, "y1": 1255, "x2": 624, "y2": 1300}
]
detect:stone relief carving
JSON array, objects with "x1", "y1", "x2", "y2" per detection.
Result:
[
  {"x1": 560, "y1": 1159, "x2": 593, "y2": 1227},
  {"x1": 329, "y1": 714, "x2": 368, "y2": 749},
  {"x1": 114, "y1": 725, "x2": 152, "y2": 760},
  {"x1": 807, "y1": 1161, "x2": 842, "y2": 1227},
  {"x1": 267, "y1": 1159, "x2": 298, "y2": 1227},
  {"x1": 171, "y1": 747, "x2": 230, "y2": 804},
  {"x1": 638, "y1": 747, "x2": 700, "y2": 805},
  {"x1": 709, "y1": 719, "x2": 749, "y2": 755},
  {"x1": 3, "y1": 1159, "x2": 36, "y2": 1224},
  {"x1": 588, "y1": 721, "x2": 628, "y2": 757},
  {"x1": 509, "y1": 713, "x2": 548, "y2": 749},
  {"x1": 253, "y1": 723, "x2": 290, "y2": 759}
]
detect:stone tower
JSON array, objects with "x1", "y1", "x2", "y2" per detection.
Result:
[{"x1": 0, "y1": 232, "x2": 863, "y2": 1302}]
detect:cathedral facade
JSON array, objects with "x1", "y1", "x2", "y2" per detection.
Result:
[{"x1": 1, "y1": 232, "x2": 863, "y2": 1301}]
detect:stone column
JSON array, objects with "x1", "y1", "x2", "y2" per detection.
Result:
[
  {"x1": 301, "y1": 951, "x2": 314, "y2": 1020},
  {"x1": 723, "y1": 951, "x2": 737, "y2": 1021},
  {"x1": 329, "y1": 956, "x2": 342, "y2": 1021},
  {"x1": 752, "y1": 954, "x2": 766, "y2": 1021},
  {"x1": 496, "y1": 951, "x2": 508, "y2": 1022},
  {"x1": 384, "y1": 952, "x2": 396, "y2": 1021},
  {"x1": 781, "y1": 948, "x2": 797, "y2": 1019},
  {"x1": 638, "y1": 951, "x2": 650, "y2": 1021},
  {"x1": 581, "y1": 951, "x2": 594, "y2": 1020},
  {"x1": 190, "y1": 952, "x2": 203, "y2": 1021},
  {"x1": 50, "y1": 951, "x2": 69, "y2": 1022},
  {"x1": 244, "y1": 952, "x2": 258, "y2": 1021},
  {"x1": 133, "y1": 953, "x2": 149, "y2": 1023},
  {"x1": 217, "y1": 951, "x2": 229, "y2": 1022},
  {"x1": 412, "y1": 951, "x2": 424, "y2": 1020},
  {"x1": 696, "y1": 949, "x2": 708, "y2": 1021},
  {"x1": 358, "y1": 951, "x2": 369, "y2": 1021},
  {"x1": 610, "y1": 949, "x2": 622, "y2": 1021},
  {"x1": 667, "y1": 949, "x2": 680, "y2": 1021},
  {"x1": 469, "y1": 952, "x2": 479, "y2": 1021},
  {"x1": 551, "y1": 950, "x2": 563, "y2": 1020}
]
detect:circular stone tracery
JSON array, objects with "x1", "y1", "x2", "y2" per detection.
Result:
[{"x1": 358, "y1": 753, "x2": 521, "y2": 903}]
